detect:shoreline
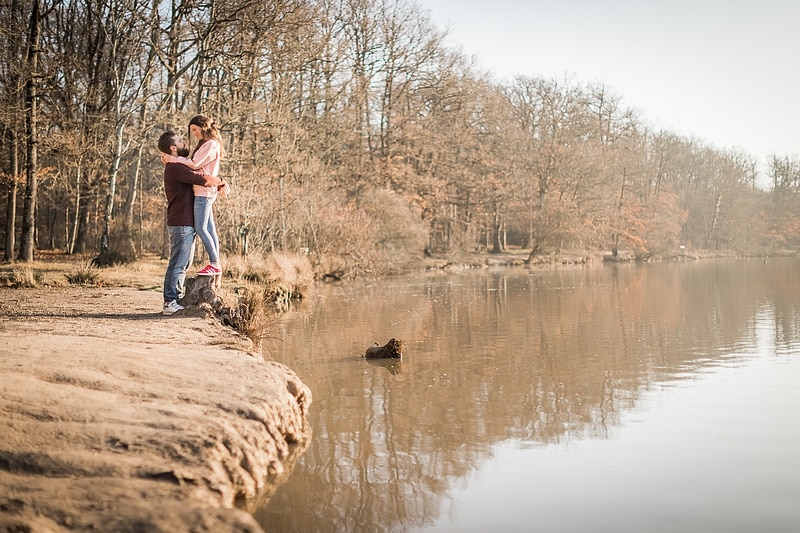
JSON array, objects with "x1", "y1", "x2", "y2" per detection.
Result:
[{"x1": 0, "y1": 286, "x2": 311, "y2": 532}]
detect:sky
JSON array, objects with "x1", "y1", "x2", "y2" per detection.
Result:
[{"x1": 419, "y1": 0, "x2": 800, "y2": 172}]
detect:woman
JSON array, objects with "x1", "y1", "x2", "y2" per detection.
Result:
[{"x1": 161, "y1": 114, "x2": 225, "y2": 276}]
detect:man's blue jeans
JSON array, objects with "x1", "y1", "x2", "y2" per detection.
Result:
[{"x1": 164, "y1": 225, "x2": 195, "y2": 303}]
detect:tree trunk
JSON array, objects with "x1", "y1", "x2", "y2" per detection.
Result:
[
  {"x1": 100, "y1": 121, "x2": 125, "y2": 253},
  {"x1": 706, "y1": 192, "x2": 722, "y2": 250},
  {"x1": 19, "y1": 0, "x2": 41, "y2": 262},
  {"x1": 278, "y1": 174, "x2": 287, "y2": 250},
  {"x1": 4, "y1": 181, "x2": 18, "y2": 262},
  {"x1": 490, "y1": 205, "x2": 502, "y2": 254},
  {"x1": 4, "y1": 130, "x2": 19, "y2": 262},
  {"x1": 124, "y1": 143, "x2": 143, "y2": 230},
  {"x1": 611, "y1": 168, "x2": 627, "y2": 257},
  {"x1": 67, "y1": 167, "x2": 82, "y2": 254},
  {"x1": 120, "y1": 141, "x2": 144, "y2": 256},
  {"x1": 74, "y1": 193, "x2": 90, "y2": 254}
]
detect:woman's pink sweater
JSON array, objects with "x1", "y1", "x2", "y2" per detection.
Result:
[{"x1": 170, "y1": 139, "x2": 221, "y2": 198}]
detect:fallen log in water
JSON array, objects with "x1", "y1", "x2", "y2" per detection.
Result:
[{"x1": 364, "y1": 338, "x2": 403, "y2": 359}]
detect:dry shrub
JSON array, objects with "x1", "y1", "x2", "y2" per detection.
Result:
[
  {"x1": 225, "y1": 253, "x2": 272, "y2": 283},
  {"x1": 92, "y1": 226, "x2": 139, "y2": 267},
  {"x1": 361, "y1": 187, "x2": 428, "y2": 273},
  {"x1": 66, "y1": 262, "x2": 103, "y2": 286},
  {"x1": 262, "y1": 252, "x2": 313, "y2": 311},
  {"x1": 215, "y1": 287, "x2": 281, "y2": 353},
  {"x1": 0, "y1": 267, "x2": 44, "y2": 288},
  {"x1": 93, "y1": 248, "x2": 136, "y2": 268},
  {"x1": 311, "y1": 187, "x2": 428, "y2": 278},
  {"x1": 225, "y1": 252, "x2": 313, "y2": 309}
]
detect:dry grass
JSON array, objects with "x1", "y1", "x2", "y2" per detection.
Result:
[
  {"x1": 0, "y1": 251, "x2": 165, "y2": 289},
  {"x1": 65, "y1": 262, "x2": 104, "y2": 286},
  {"x1": 0, "y1": 266, "x2": 44, "y2": 288},
  {"x1": 225, "y1": 252, "x2": 313, "y2": 310},
  {"x1": 100, "y1": 254, "x2": 166, "y2": 288},
  {"x1": 263, "y1": 252, "x2": 314, "y2": 310},
  {"x1": 209, "y1": 252, "x2": 314, "y2": 347},
  {"x1": 216, "y1": 286, "x2": 280, "y2": 348}
]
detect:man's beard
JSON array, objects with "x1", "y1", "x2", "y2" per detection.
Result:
[{"x1": 176, "y1": 147, "x2": 190, "y2": 157}]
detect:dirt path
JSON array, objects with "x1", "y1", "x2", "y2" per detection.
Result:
[{"x1": 0, "y1": 284, "x2": 311, "y2": 532}]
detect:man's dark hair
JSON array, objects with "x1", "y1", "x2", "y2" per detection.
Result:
[{"x1": 157, "y1": 130, "x2": 180, "y2": 155}]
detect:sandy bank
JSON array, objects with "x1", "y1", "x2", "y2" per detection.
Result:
[{"x1": 0, "y1": 286, "x2": 311, "y2": 532}]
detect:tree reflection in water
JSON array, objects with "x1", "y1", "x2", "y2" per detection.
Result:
[{"x1": 255, "y1": 259, "x2": 800, "y2": 531}]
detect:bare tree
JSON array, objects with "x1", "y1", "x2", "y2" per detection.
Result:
[
  {"x1": 0, "y1": 0, "x2": 29, "y2": 262},
  {"x1": 19, "y1": 0, "x2": 50, "y2": 262}
]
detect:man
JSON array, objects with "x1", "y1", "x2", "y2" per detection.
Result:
[{"x1": 157, "y1": 130, "x2": 227, "y2": 315}]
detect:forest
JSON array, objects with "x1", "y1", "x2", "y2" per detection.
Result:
[{"x1": 2, "y1": 0, "x2": 799, "y2": 276}]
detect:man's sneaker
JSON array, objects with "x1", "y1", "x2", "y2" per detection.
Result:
[
  {"x1": 197, "y1": 264, "x2": 222, "y2": 276},
  {"x1": 162, "y1": 300, "x2": 184, "y2": 316}
]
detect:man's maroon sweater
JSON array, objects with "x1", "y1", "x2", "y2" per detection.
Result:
[{"x1": 163, "y1": 163, "x2": 222, "y2": 226}]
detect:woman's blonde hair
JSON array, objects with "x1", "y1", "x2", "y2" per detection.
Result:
[{"x1": 188, "y1": 114, "x2": 225, "y2": 158}]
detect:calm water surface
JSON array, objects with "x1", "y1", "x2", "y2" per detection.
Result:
[{"x1": 255, "y1": 259, "x2": 800, "y2": 532}]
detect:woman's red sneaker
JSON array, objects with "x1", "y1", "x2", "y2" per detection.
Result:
[{"x1": 197, "y1": 264, "x2": 221, "y2": 276}]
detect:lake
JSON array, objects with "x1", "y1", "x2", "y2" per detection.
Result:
[{"x1": 255, "y1": 258, "x2": 800, "y2": 532}]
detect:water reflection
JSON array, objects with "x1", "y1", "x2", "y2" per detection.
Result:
[
  {"x1": 365, "y1": 357, "x2": 405, "y2": 375},
  {"x1": 256, "y1": 259, "x2": 800, "y2": 532}
]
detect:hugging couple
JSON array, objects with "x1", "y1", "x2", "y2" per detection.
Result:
[{"x1": 157, "y1": 115, "x2": 228, "y2": 316}]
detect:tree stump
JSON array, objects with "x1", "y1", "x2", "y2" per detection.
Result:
[
  {"x1": 180, "y1": 276, "x2": 221, "y2": 307},
  {"x1": 180, "y1": 277, "x2": 259, "y2": 338},
  {"x1": 364, "y1": 338, "x2": 403, "y2": 359}
]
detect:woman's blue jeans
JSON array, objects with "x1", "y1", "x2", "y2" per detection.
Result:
[
  {"x1": 194, "y1": 196, "x2": 219, "y2": 264},
  {"x1": 163, "y1": 225, "x2": 195, "y2": 303}
]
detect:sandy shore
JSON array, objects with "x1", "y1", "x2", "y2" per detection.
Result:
[{"x1": 0, "y1": 282, "x2": 311, "y2": 532}]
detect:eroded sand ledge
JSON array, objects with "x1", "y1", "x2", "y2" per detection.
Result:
[{"x1": 0, "y1": 287, "x2": 312, "y2": 532}]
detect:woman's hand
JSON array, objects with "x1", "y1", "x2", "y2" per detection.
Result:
[{"x1": 160, "y1": 153, "x2": 176, "y2": 164}]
